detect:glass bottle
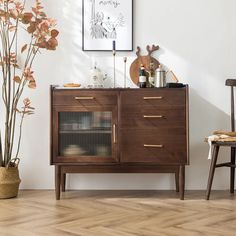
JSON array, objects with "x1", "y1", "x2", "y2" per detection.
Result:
[{"x1": 139, "y1": 64, "x2": 147, "y2": 88}]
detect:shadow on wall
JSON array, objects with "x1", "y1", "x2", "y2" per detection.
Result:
[
  {"x1": 57, "y1": 0, "x2": 92, "y2": 83},
  {"x1": 187, "y1": 88, "x2": 232, "y2": 189},
  {"x1": 144, "y1": 0, "x2": 236, "y2": 80}
]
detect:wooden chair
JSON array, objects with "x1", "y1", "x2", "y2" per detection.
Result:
[{"x1": 206, "y1": 79, "x2": 236, "y2": 200}]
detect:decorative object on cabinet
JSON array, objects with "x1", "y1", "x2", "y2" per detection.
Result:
[
  {"x1": 63, "y1": 83, "x2": 81, "y2": 88},
  {"x1": 123, "y1": 57, "x2": 128, "y2": 88},
  {"x1": 169, "y1": 71, "x2": 179, "y2": 83},
  {"x1": 82, "y1": 0, "x2": 133, "y2": 51},
  {"x1": 113, "y1": 41, "x2": 116, "y2": 87},
  {"x1": 206, "y1": 79, "x2": 236, "y2": 200},
  {"x1": 166, "y1": 71, "x2": 185, "y2": 88},
  {"x1": 88, "y1": 63, "x2": 107, "y2": 88},
  {"x1": 130, "y1": 45, "x2": 160, "y2": 85},
  {"x1": 50, "y1": 85, "x2": 189, "y2": 200},
  {"x1": 166, "y1": 83, "x2": 185, "y2": 88},
  {"x1": 155, "y1": 64, "x2": 167, "y2": 88},
  {"x1": 0, "y1": 1, "x2": 59, "y2": 199}
]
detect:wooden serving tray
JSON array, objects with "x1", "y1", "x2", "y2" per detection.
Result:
[{"x1": 130, "y1": 45, "x2": 160, "y2": 85}]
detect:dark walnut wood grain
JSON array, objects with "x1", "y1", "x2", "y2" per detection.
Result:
[
  {"x1": 50, "y1": 86, "x2": 189, "y2": 200},
  {"x1": 120, "y1": 128, "x2": 187, "y2": 164},
  {"x1": 53, "y1": 90, "x2": 117, "y2": 107},
  {"x1": 120, "y1": 107, "x2": 186, "y2": 129},
  {"x1": 120, "y1": 88, "x2": 186, "y2": 107}
]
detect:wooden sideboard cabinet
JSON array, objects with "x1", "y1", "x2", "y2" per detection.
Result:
[{"x1": 50, "y1": 86, "x2": 189, "y2": 200}]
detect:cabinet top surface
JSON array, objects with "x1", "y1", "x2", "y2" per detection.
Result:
[{"x1": 51, "y1": 85, "x2": 188, "y2": 91}]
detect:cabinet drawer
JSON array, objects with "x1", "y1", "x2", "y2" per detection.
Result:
[
  {"x1": 53, "y1": 90, "x2": 118, "y2": 106},
  {"x1": 120, "y1": 129, "x2": 187, "y2": 164},
  {"x1": 121, "y1": 88, "x2": 186, "y2": 108},
  {"x1": 121, "y1": 107, "x2": 186, "y2": 128}
]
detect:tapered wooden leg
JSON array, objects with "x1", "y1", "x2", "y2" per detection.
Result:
[
  {"x1": 179, "y1": 165, "x2": 185, "y2": 200},
  {"x1": 230, "y1": 147, "x2": 236, "y2": 194},
  {"x1": 55, "y1": 165, "x2": 61, "y2": 200},
  {"x1": 175, "y1": 169, "x2": 180, "y2": 193},
  {"x1": 206, "y1": 145, "x2": 219, "y2": 200},
  {"x1": 61, "y1": 173, "x2": 66, "y2": 192}
]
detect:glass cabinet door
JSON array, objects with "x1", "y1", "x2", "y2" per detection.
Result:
[{"x1": 54, "y1": 109, "x2": 118, "y2": 163}]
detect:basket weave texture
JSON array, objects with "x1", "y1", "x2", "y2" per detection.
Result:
[{"x1": 0, "y1": 167, "x2": 21, "y2": 199}]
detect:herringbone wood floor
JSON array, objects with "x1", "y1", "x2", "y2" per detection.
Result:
[{"x1": 0, "y1": 190, "x2": 236, "y2": 236}]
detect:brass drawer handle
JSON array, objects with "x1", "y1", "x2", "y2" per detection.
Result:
[
  {"x1": 144, "y1": 144, "x2": 163, "y2": 148},
  {"x1": 113, "y1": 124, "x2": 116, "y2": 144},
  {"x1": 143, "y1": 115, "x2": 163, "y2": 118},
  {"x1": 75, "y1": 97, "x2": 94, "y2": 100},
  {"x1": 143, "y1": 96, "x2": 163, "y2": 100}
]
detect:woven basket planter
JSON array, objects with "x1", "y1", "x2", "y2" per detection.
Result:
[{"x1": 0, "y1": 167, "x2": 21, "y2": 199}]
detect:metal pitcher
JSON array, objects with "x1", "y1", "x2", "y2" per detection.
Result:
[{"x1": 149, "y1": 65, "x2": 166, "y2": 88}]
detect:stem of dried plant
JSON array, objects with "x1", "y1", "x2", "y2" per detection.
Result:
[{"x1": 0, "y1": 0, "x2": 59, "y2": 167}]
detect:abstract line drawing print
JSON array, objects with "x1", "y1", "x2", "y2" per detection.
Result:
[{"x1": 90, "y1": 0, "x2": 125, "y2": 39}]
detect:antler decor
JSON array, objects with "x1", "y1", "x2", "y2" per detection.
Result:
[
  {"x1": 146, "y1": 45, "x2": 160, "y2": 56},
  {"x1": 136, "y1": 45, "x2": 159, "y2": 57},
  {"x1": 136, "y1": 46, "x2": 141, "y2": 57},
  {"x1": 130, "y1": 44, "x2": 160, "y2": 85}
]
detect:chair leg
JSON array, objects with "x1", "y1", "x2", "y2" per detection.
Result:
[
  {"x1": 206, "y1": 145, "x2": 220, "y2": 200},
  {"x1": 230, "y1": 147, "x2": 236, "y2": 194}
]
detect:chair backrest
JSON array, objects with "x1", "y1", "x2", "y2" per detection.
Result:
[{"x1": 226, "y1": 79, "x2": 236, "y2": 131}]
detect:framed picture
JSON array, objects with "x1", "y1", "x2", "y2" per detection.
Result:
[{"x1": 82, "y1": 0, "x2": 133, "y2": 51}]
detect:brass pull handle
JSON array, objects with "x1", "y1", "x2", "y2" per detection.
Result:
[
  {"x1": 75, "y1": 97, "x2": 94, "y2": 100},
  {"x1": 144, "y1": 144, "x2": 163, "y2": 148},
  {"x1": 143, "y1": 115, "x2": 163, "y2": 118},
  {"x1": 113, "y1": 124, "x2": 116, "y2": 144},
  {"x1": 143, "y1": 96, "x2": 163, "y2": 100}
]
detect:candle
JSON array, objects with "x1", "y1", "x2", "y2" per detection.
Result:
[
  {"x1": 112, "y1": 40, "x2": 116, "y2": 87},
  {"x1": 124, "y1": 57, "x2": 127, "y2": 88},
  {"x1": 112, "y1": 40, "x2": 116, "y2": 51}
]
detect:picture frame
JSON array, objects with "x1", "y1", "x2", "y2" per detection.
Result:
[{"x1": 82, "y1": 0, "x2": 133, "y2": 51}]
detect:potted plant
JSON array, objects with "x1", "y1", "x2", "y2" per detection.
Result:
[{"x1": 0, "y1": 0, "x2": 58, "y2": 198}]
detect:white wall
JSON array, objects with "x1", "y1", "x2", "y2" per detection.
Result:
[{"x1": 14, "y1": 0, "x2": 236, "y2": 190}]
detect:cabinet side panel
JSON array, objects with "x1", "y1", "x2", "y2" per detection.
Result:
[
  {"x1": 50, "y1": 86, "x2": 53, "y2": 165},
  {"x1": 186, "y1": 85, "x2": 190, "y2": 165}
]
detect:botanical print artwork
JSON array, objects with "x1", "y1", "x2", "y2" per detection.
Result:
[
  {"x1": 90, "y1": 0, "x2": 125, "y2": 39},
  {"x1": 83, "y1": 0, "x2": 133, "y2": 51}
]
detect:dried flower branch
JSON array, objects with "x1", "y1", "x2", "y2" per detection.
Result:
[{"x1": 0, "y1": 0, "x2": 59, "y2": 167}]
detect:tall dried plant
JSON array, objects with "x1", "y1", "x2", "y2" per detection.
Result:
[{"x1": 0, "y1": 0, "x2": 59, "y2": 167}]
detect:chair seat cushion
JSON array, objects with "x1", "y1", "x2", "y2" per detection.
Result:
[
  {"x1": 213, "y1": 130, "x2": 236, "y2": 137},
  {"x1": 205, "y1": 131, "x2": 236, "y2": 143}
]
